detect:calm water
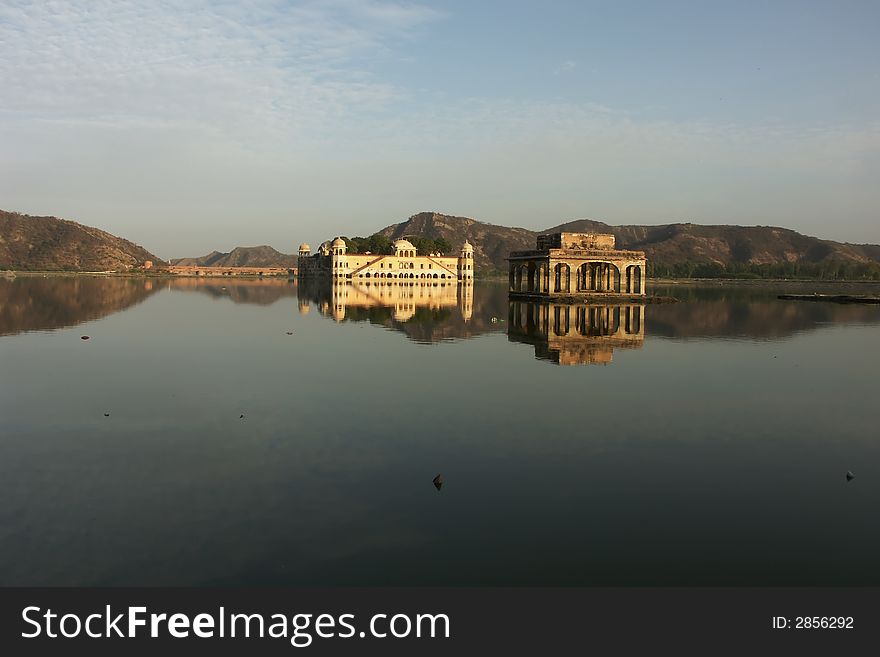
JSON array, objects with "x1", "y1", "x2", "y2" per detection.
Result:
[{"x1": 1, "y1": 276, "x2": 878, "y2": 586}]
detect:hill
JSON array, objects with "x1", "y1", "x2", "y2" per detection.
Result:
[
  {"x1": 0, "y1": 210, "x2": 161, "y2": 272},
  {"x1": 546, "y1": 219, "x2": 880, "y2": 278},
  {"x1": 374, "y1": 211, "x2": 535, "y2": 274},
  {"x1": 171, "y1": 245, "x2": 296, "y2": 268},
  {"x1": 371, "y1": 211, "x2": 880, "y2": 279}
]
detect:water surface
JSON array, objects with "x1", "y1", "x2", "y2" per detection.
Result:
[{"x1": 1, "y1": 276, "x2": 878, "y2": 585}]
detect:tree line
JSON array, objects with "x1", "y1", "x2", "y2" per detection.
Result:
[
  {"x1": 341, "y1": 235, "x2": 452, "y2": 256},
  {"x1": 647, "y1": 260, "x2": 880, "y2": 280}
]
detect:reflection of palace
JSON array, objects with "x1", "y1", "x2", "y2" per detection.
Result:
[
  {"x1": 508, "y1": 300, "x2": 645, "y2": 365},
  {"x1": 509, "y1": 232, "x2": 646, "y2": 296},
  {"x1": 298, "y1": 279, "x2": 474, "y2": 323},
  {"x1": 298, "y1": 237, "x2": 475, "y2": 282}
]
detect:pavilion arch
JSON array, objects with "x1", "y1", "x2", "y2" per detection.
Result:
[
  {"x1": 529, "y1": 263, "x2": 540, "y2": 293},
  {"x1": 526, "y1": 261, "x2": 536, "y2": 292},
  {"x1": 553, "y1": 263, "x2": 571, "y2": 293},
  {"x1": 533, "y1": 262, "x2": 548, "y2": 294},
  {"x1": 574, "y1": 262, "x2": 622, "y2": 292},
  {"x1": 625, "y1": 265, "x2": 643, "y2": 294}
]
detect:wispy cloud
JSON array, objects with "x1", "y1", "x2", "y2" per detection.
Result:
[
  {"x1": 1, "y1": 1, "x2": 878, "y2": 248},
  {"x1": 0, "y1": 0, "x2": 440, "y2": 139},
  {"x1": 553, "y1": 59, "x2": 576, "y2": 75}
]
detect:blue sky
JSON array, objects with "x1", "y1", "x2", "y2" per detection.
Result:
[{"x1": 1, "y1": 0, "x2": 878, "y2": 257}]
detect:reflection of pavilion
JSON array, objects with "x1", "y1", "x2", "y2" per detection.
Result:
[
  {"x1": 508, "y1": 300, "x2": 645, "y2": 365},
  {"x1": 298, "y1": 280, "x2": 474, "y2": 323}
]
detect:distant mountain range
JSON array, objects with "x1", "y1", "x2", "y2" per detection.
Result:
[
  {"x1": 374, "y1": 212, "x2": 880, "y2": 278},
  {"x1": 3, "y1": 208, "x2": 879, "y2": 279},
  {"x1": 0, "y1": 210, "x2": 161, "y2": 271},
  {"x1": 170, "y1": 246, "x2": 296, "y2": 268},
  {"x1": 546, "y1": 217, "x2": 880, "y2": 278}
]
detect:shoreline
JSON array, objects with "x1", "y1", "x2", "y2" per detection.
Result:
[
  {"x1": 4, "y1": 270, "x2": 880, "y2": 289},
  {"x1": 1, "y1": 270, "x2": 291, "y2": 279},
  {"x1": 509, "y1": 291, "x2": 678, "y2": 304}
]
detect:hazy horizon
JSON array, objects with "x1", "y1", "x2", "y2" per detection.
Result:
[{"x1": 2, "y1": 0, "x2": 879, "y2": 257}]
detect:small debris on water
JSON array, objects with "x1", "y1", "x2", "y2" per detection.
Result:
[
  {"x1": 846, "y1": 471, "x2": 855, "y2": 482},
  {"x1": 240, "y1": 414, "x2": 245, "y2": 419},
  {"x1": 433, "y1": 474, "x2": 444, "y2": 491},
  {"x1": 104, "y1": 413, "x2": 110, "y2": 417},
  {"x1": 81, "y1": 335, "x2": 90, "y2": 340},
  {"x1": 286, "y1": 331, "x2": 293, "y2": 335}
]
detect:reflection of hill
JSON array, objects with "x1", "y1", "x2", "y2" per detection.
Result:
[
  {"x1": 648, "y1": 284, "x2": 880, "y2": 339},
  {"x1": 167, "y1": 278, "x2": 297, "y2": 305},
  {"x1": 0, "y1": 276, "x2": 159, "y2": 336},
  {"x1": 298, "y1": 280, "x2": 509, "y2": 343},
  {"x1": 508, "y1": 300, "x2": 645, "y2": 365}
]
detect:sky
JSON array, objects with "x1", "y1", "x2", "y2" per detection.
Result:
[{"x1": 1, "y1": 0, "x2": 878, "y2": 258}]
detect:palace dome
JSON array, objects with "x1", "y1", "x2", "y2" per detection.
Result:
[
  {"x1": 331, "y1": 237, "x2": 346, "y2": 248},
  {"x1": 461, "y1": 240, "x2": 474, "y2": 251},
  {"x1": 393, "y1": 239, "x2": 415, "y2": 250},
  {"x1": 299, "y1": 243, "x2": 311, "y2": 251}
]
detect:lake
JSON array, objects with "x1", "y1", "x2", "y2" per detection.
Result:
[{"x1": 1, "y1": 275, "x2": 878, "y2": 585}]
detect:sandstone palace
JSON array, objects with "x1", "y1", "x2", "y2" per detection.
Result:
[
  {"x1": 508, "y1": 232, "x2": 647, "y2": 297},
  {"x1": 297, "y1": 237, "x2": 475, "y2": 282}
]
